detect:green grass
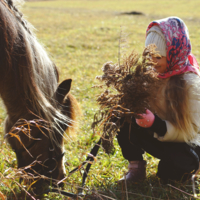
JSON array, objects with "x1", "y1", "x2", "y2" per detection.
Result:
[{"x1": 1, "y1": 0, "x2": 200, "y2": 199}]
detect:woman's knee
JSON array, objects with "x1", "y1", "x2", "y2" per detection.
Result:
[{"x1": 157, "y1": 149, "x2": 199, "y2": 183}]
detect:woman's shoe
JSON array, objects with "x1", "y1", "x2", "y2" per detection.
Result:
[{"x1": 118, "y1": 160, "x2": 146, "y2": 183}]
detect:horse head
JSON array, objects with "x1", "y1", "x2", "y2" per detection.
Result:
[{"x1": 5, "y1": 79, "x2": 79, "y2": 194}]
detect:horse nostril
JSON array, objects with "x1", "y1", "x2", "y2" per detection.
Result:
[{"x1": 43, "y1": 158, "x2": 58, "y2": 174}]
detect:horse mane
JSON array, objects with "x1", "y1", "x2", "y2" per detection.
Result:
[
  {"x1": 0, "y1": 0, "x2": 76, "y2": 143},
  {"x1": 5, "y1": 0, "x2": 32, "y2": 34}
]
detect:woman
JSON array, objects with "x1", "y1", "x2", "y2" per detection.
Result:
[{"x1": 117, "y1": 16, "x2": 200, "y2": 183}]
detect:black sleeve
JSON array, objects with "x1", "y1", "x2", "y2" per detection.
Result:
[{"x1": 147, "y1": 114, "x2": 167, "y2": 137}]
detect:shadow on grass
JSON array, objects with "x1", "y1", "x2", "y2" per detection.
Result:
[{"x1": 84, "y1": 174, "x2": 199, "y2": 200}]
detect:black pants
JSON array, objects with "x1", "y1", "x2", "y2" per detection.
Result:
[{"x1": 117, "y1": 120, "x2": 200, "y2": 182}]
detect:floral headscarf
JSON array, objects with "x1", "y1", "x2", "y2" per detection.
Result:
[{"x1": 146, "y1": 16, "x2": 200, "y2": 78}]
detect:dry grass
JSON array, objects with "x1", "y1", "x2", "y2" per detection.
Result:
[{"x1": 92, "y1": 45, "x2": 160, "y2": 154}]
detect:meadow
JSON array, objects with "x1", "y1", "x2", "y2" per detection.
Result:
[{"x1": 1, "y1": 0, "x2": 200, "y2": 199}]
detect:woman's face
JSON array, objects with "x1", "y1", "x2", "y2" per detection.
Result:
[{"x1": 152, "y1": 56, "x2": 167, "y2": 73}]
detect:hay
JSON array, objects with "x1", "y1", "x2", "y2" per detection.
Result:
[{"x1": 92, "y1": 44, "x2": 161, "y2": 154}]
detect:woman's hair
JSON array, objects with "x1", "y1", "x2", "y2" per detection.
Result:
[{"x1": 165, "y1": 74, "x2": 198, "y2": 143}]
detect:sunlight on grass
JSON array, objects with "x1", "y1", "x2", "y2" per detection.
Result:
[{"x1": 1, "y1": 0, "x2": 200, "y2": 199}]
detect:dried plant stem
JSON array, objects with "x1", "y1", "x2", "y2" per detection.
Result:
[{"x1": 93, "y1": 45, "x2": 160, "y2": 154}]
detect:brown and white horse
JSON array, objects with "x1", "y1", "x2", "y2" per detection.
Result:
[{"x1": 0, "y1": 0, "x2": 79, "y2": 193}]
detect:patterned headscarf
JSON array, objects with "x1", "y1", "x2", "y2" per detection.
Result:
[{"x1": 146, "y1": 16, "x2": 200, "y2": 78}]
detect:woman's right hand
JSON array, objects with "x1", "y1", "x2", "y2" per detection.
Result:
[{"x1": 136, "y1": 109, "x2": 155, "y2": 128}]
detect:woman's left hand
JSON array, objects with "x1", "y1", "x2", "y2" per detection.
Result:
[{"x1": 136, "y1": 109, "x2": 155, "y2": 128}]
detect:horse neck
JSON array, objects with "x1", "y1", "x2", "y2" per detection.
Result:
[{"x1": 0, "y1": 75, "x2": 30, "y2": 121}]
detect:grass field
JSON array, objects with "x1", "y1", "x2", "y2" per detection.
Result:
[{"x1": 1, "y1": 0, "x2": 200, "y2": 199}]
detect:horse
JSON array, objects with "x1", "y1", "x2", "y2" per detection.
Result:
[{"x1": 0, "y1": 0, "x2": 79, "y2": 193}]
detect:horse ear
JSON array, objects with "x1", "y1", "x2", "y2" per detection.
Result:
[{"x1": 55, "y1": 79, "x2": 72, "y2": 103}]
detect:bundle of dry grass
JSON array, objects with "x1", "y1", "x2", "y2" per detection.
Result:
[{"x1": 92, "y1": 44, "x2": 161, "y2": 154}]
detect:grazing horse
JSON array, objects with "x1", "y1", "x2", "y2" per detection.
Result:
[{"x1": 0, "y1": 0, "x2": 79, "y2": 192}]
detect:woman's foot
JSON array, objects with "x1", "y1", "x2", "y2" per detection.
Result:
[{"x1": 118, "y1": 160, "x2": 146, "y2": 183}]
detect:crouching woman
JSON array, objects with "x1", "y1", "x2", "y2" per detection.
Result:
[{"x1": 117, "y1": 16, "x2": 200, "y2": 183}]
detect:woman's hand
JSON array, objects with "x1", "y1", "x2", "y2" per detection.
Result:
[{"x1": 136, "y1": 109, "x2": 155, "y2": 128}]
